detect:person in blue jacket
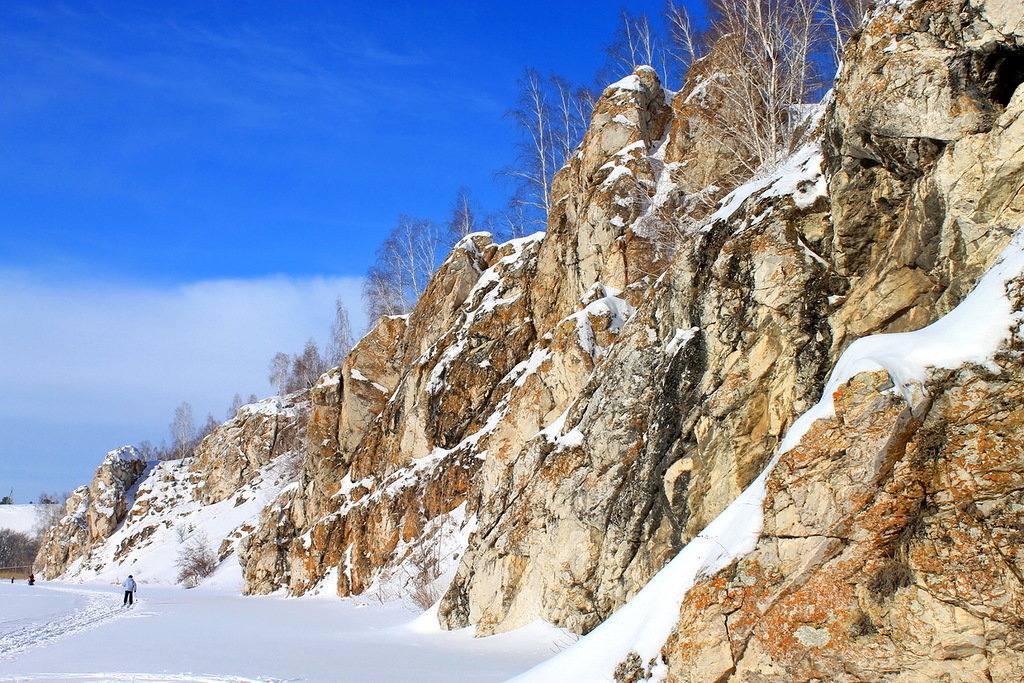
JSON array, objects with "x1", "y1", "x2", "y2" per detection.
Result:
[{"x1": 122, "y1": 575, "x2": 137, "y2": 606}]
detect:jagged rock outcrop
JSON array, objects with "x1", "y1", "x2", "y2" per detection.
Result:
[
  {"x1": 240, "y1": 65, "x2": 682, "y2": 608},
  {"x1": 191, "y1": 396, "x2": 307, "y2": 506},
  {"x1": 825, "y1": 0, "x2": 1024, "y2": 348},
  {"x1": 35, "y1": 395, "x2": 306, "y2": 582},
  {"x1": 659, "y1": 273, "x2": 1024, "y2": 681},
  {"x1": 241, "y1": 233, "x2": 545, "y2": 596},
  {"x1": 601, "y1": 1, "x2": 1024, "y2": 678},
  {"x1": 35, "y1": 446, "x2": 146, "y2": 578},
  {"x1": 445, "y1": 0, "x2": 1024, "y2": 640}
]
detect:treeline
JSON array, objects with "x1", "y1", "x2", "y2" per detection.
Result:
[
  {"x1": 0, "y1": 491, "x2": 68, "y2": 506},
  {"x1": 359, "y1": 0, "x2": 870, "y2": 321},
  {"x1": 126, "y1": 298, "x2": 354, "y2": 464},
  {"x1": 133, "y1": 396, "x2": 249, "y2": 463},
  {"x1": 0, "y1": 529, "x2": 38, "y2": 572},
  {"x1": 361, "y1": 75, "x2": 596, "y2": 321},
  {"x1": 267, "y1": 297, "x2": 353, "y2": 395}
]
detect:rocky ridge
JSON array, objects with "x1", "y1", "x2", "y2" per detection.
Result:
[{"x1": 35, "y1": 395, "x2": 306, "y2": 583}]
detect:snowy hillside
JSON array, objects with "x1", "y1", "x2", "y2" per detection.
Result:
[
  {"x1": 0, "y1": 505, "x2": 54, "y2": 536},
  {"x1": 60, "y1": 453, "x2": 298, "y2": 587}
]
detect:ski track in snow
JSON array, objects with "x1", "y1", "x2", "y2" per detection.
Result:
[
  {"x1": 0, "y1": 588, "x2": 294, "y2": 682},
  {"x1": 0, "y1": 588, "x2": 127, "y2": 662}
]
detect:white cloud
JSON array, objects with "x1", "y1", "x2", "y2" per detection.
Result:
[{"x1": 0, "y1": 270, "x2": 366, "y2": 493}]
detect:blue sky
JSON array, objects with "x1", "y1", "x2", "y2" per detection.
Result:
[{"x1": 1, "y1": 0, "x2": 688, "y2": 498}]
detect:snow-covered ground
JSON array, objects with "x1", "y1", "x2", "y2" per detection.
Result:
[
  {"x1": 0, "y1": 505, "x2": 53, "y2": 535},
  {"x1": 0, "y1": 582, "x2": 572, "y2": 683}
]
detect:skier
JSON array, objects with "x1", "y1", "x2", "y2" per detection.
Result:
[
  {"x1": 122, "y1": 575, "x2": 137, "y2": 606},
  {"x1": 27, "y1": 573, "x2": 35, "y2": 586}
]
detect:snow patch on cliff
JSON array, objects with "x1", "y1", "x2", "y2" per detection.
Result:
[{"x1": 706, "y1": 138, "x2": 826, "y2": 230}]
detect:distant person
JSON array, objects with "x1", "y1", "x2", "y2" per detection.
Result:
[
  {"x1": 27, "y1": 574, "x2": 35, "y2": 586},
  {"x1": 122, "y1": 575, "x2": 137, "y2": 606}
]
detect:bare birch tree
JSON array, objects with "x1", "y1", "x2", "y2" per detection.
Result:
[
  {"x1": 686, "y1": 0, "x2": 823, "y2": 174},
  {"x1": 268, "y1": 352, "x2": 291, "y2": 395},
  {"x1": 446, "y1": 187, "x2": 477, "y2": 243},
  {"x1": 326, "y1": 298, "x2": 354, "y2": 367},
  {"x1": 364, "y1": 264, "x2": 406, "y2": 321},
  {"x1": 363, "y1": 214, "x2": 446, "y2": 321},
  {"x1": 820, "y1": 0, "x2": 873, "y2": 67},
  {"x1": 227, "y1": 393, "x2": 244, "y2": 420},
  {"x1": 601, "y1": 9, "x2": 670, "y2": 86},
  {"x1": 658, "y1": 0, "x2": 869, "y2": 179},
  {"x1": 665, "y1": 1, "x2": 707, "y2": 75},
  {"x1": 504, "y1": 69, "x2": 555, "y2": 220},
  {"x1": 0, "y1": 529, "x2": 38, "y2": 570},
  {"x1": 500, "y1": 199, "x2": 531, "y2": 240},
  {"x1": 502, "y1": 70, "x2": 594, "y2": 227},
  {"x1": 292, "y1": 338, "x2": 328, "y2": 389},
  {"x1": 170, "y1": 402, "x2": 195, "y2": 460}
]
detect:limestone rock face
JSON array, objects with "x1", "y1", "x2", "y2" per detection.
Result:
[
  {"x1": 825, "y1": 0, "x2": 1024, "y2": 349},
  {"x1": 35, "y1": 446, "x2": 146, "y2": 578},
  {"x1": 240, "y1": 66, "x2": 682, "y2": 608},
  {"x1": 190, "y1": 396, "x2": 307, "y2": 506},
  {"x1": 663, "y1": 33, "x2": 755, "y2": 200},
  {"x1": 238, "y1": 0, "x2": 1024, "y2": 647},
  {"x1": 440, "y1": 145, "x2": 834, "y2": 635},
  {"x1": 441, "y1": 0, "x2": 1024, "y2": 640},
  {"x1": 661, "y1": 354, "x2": 1024, "y2": 681},
  {"x1": 240, "y1": 233, "x2": 544, "y2": 597},
  {"x1": 532, "y1": 66, "x2": 672, "y2": 331}
]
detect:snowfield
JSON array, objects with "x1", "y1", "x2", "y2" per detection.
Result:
[{"x1": 0, "y1": 582, "x2": 572, "y2": 683}]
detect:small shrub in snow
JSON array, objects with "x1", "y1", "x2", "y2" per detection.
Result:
[
  {"x1": 176, "y1": 533, "x2": 218, "y2": 588},
  {"x1": 280, "y1": 451, "x2": 304, "y2": 482},
  {"x1": 613, "y1": 652, "x2": 653, "y2": 683},
  {"x1": 406, "y1": 540, "x2": 448, "y2": 610},
  {"x1": 369, "y1": 537, "x2": 448, "y2": 610},
  {"x1": 175, "y1": 523, "x2": 195, "y2": 543}
]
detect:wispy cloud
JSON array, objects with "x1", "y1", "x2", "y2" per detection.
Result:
[{"x1": 0, "y1": 2, "x2": 490, "y2": 133}]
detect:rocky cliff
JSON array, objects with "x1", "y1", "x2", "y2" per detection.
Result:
[
  {"x1": 518, "y1": 0, "x2": 1024, "y2": 679},
  {"x1": 36, "y1": 0, "x2": 1024, "y2": 677}
]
